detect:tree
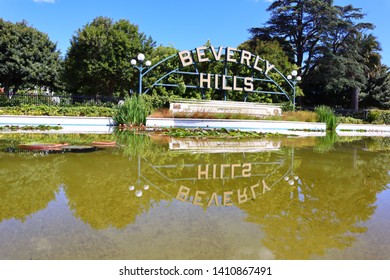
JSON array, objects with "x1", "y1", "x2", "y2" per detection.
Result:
[
  {"x1": 238, "y1": 38, "x2": 297, "y2": 103},
  {"x1": 303, "y1": 30, "x2": 380, "y2": 109},
  {"x1": 143, "y1": 45, "x2": 189, "y2": 98},
  {"x1": 249, "y1": 1, "x2": 389, "y2": 109},
  {"x1": 0, "y1": 19, "x2": 62, "y2": 95},
  {"x1": 319, "y1": 6, "x2": 376, "y2": 111},
  {"x1": 353, "y1": 34, "x2": 383, "y2": 110},
  {"x1": 361, "y1": 65, "x2": 390, "y2": 109},
  {"x1": 63, "y1": 17, "x2": 155, "y2": 97},
  {"x1": 249, "y1": 0, "x2": 336, "y2": 76}
]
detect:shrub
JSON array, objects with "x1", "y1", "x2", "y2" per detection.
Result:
[
  {"x1": 367, "y1": 109, "x2": 390, "y2": 124},
  {"x1": 281, "y1": 111, "x2": 317, "y2": 122},
  {"x1": 0, "y1": 95, "x2": 21, "y2": 106},
  {"x1": 113, "y1": 96, "x2": 151, "y2": 125},
  {"x1": 337, "y1": 116, "x2": 364, "y2": 124},
  {"x1": 315, "y1": 105, "x2": 338, "y2": 131},
  {"x1": 281, "y1": 101, "x2": 294, "y2": 112},
  {"x1": 141, "y1": 94, "x2": 170, "y2": 111},
  {"x1": 0, "y1": 104, "x2": 115, "y2": 117}
]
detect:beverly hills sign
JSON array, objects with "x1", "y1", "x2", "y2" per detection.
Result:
[{"x1": 178, "y1": 46, "x2": 277, "y2": 93}]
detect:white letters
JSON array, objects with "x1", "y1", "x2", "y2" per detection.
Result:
[
  {"x1": 244, "y1": 77, "x2": 254, "y2": 92},
  {"x1": 196, "y1": 46, "x2": 210, "y2": 63},
  {"x1": 198, "y1": 164, "x2": 209, "y2": 179},
  {"x1": 214, "y1": 74, "x2": 220, "y2": 90},
  {"x1": 179, "y1": 46, "x2": 270, "y2": 74},
  {"x1": 178, "y1": 50, "x2": 193, "y2": 67},
  {"x1": 199, "y1": 73, "x2": 211, "y2": 89},
  {"x1": 210, "y1": 46, "x2": 224, "y2": 61},
  {"x1": 177, "y1": 46, "x2": 277, "y2": 93},
  {"x1": 176, "y1": 186, "x2": 191, "y2": 202},
  {"x1": 253, "y1": 55, "x2": 263, "y2": 72},
  {"x1": 226, "y1": 47, "x2": 238, "y2": 63},
  {"x1": 222, "y1": 75, "x2": 232, "y2": 91},
  {"x1": 265, "y1": 60, "x2": 275, "y2": 75},
  {"x1": 233, "y1": 76, "x2": 243, "y2": 92},
  {"x1": 240, "y1": 50, "x2": 252, "y2": 67}
]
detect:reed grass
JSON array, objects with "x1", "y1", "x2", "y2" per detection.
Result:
[
  {"x1": 315, "y1": 105, "x2": 338, "y2": 131},
  {"x1": 113, "y1": 96, "x2": 151, "y2": 125}
]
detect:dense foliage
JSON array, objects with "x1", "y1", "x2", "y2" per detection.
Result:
[
  {"x1": 0, "y1": 19, "x2": 62, "y2": 95},
  {"x1": 249, "y1": 0, "x2": 389, "y2": 110},
  {"x1": 238, "y1": 39, "x2": 297, "y2": 103},
  {"x1": 63, "y1": 17, "x2": 155, "y2": 97},
  {"x1": 1, "y1": 2, "x2": 389, "y2": 111},
  {"x1": 0, "y1": 104, "x2": 115, "y2": 117},
  {"x1": 367, "y1": 109, "x2": 390, "y2": 124}
]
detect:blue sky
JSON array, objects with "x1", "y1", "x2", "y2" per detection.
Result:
[{"x1": 1, "y1": 0, "x2": 390, "y2": 66}]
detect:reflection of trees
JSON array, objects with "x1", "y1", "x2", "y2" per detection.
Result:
[
  {"x1": 1, "y1": 133, "x2": 388, "y2": 260},
  {"x1": 362, "y1": 137, "x2": 390, "y2": 152},
  {"x1": 62, "y1": 152, "x2": 168, "y2": 229},
  {"x1": 239, "y1": 142, "x2": 389, "y2": 259},
  {"x1": 0, "y1": 154, "x2": 63, "y2": 222}
]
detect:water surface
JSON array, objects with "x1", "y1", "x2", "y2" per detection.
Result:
[{"x1": 0, "y1": 133, "x2": 389, "y2": 259}]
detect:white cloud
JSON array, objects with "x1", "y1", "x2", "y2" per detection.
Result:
[{"x1": 33, "y1": 0, "x2": 55, "y2": 3}]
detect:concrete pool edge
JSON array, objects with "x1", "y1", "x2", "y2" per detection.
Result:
[
  {"x1": 0, "y1": 115, "x2": 116, "y2": 133},
  {"x1": 146, "y1": 118, "x2": 390, "y2": 137},
  {"x1": 1, "y1": 115, "x2": 389, "y2": 136},
  {"x1": 146, "y1": 117, "x2": 327, "y2": 136}
]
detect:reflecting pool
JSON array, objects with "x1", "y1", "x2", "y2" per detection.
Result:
[{"x1": 0, "y1": 132, "x2": 389, "y2": 259}]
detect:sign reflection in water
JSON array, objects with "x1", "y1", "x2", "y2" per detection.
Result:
[{"x1": 0, "y1": 133, "x2": 389, "y2": 259}]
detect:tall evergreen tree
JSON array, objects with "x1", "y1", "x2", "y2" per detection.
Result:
[
  {"x1": 319, "y1": 5, "x2": 376, "y2": 111},
  {"x1": 249, "y1": 0, "x2": 335, "y2": 76},
  {"x1": 303, "y1": 24, "x2": 380, "y2": 110},
  {"x1": 249, "y1": 0, "x2": 384, "y2": 109}
]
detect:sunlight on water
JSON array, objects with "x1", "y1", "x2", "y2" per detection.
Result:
[{"x1": 0, "y1": 133, "x2": 389, "y2": 259}]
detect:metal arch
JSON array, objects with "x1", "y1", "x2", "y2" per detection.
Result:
[
  {"x1": 143, "y1": 53, "x2": 177, "y2": 76},
  {"x1": 144, "y1": 67, "x2": 180, "y2": 95},
  {"x1": 141, "y1": 47, "x2": 294, "y2": 100},
  {"x1": 238, "y1": 51, "x2": 293, "y2": 100}
]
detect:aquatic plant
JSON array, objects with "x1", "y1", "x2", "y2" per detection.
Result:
[
  {"x1": 315, "y1": 105, "x2": 338, "y2": 131},
  {"x1": 113, "y1": 96, "x2": 151, "y2": 125},
  {"x1": 314, "y1": 132, "x2": 338, "y2": 154}
]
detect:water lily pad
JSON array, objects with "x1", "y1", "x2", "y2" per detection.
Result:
[
  {"x1": 18, "y1": 142, "x2": 69, "y2": 151},
  {"x1": 62, "y1": 145, "x2": 97, "y2": 153},
  {"x1": 91, "y1": 141, "x2": 117, "y2": 148}
]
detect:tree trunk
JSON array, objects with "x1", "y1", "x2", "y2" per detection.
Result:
[
  {"x1": 351, "y1": 87, "x2": 360, "y2": 112},
  {"x1": 4, "y1": 85, "x2": 10, "y2": 98}
]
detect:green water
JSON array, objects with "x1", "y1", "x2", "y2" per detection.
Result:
[{"x1": 0, "y1": 133, "x2": 389, "y2": 260}]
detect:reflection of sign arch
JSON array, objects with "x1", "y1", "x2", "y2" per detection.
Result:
[
  {"x1": 143, "y1": 45, "x2": 294, "y2": 101},
  {"x1": 132, "y1": 141, "x2": 297, "y2": 209}
]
